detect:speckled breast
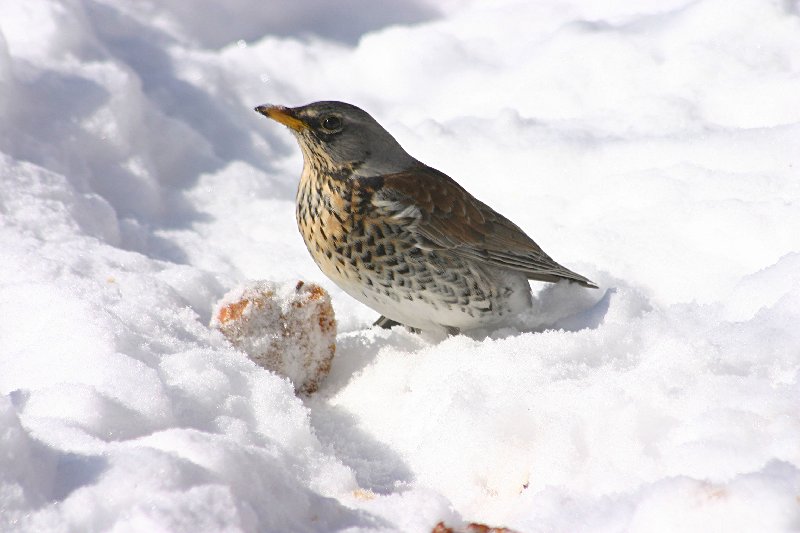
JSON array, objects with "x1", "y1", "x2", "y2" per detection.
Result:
[{"x1": 294, "y1": 166, "x2": 528, "y2": 330}]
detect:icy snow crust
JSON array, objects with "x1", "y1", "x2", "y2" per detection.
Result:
[{"x1": 1, "y1": 0, "x2": 799, "y2": 531}]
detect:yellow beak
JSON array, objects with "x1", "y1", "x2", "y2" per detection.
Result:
[{"x1": 254, "y1": 104, "x2": 308, "y2": 132}]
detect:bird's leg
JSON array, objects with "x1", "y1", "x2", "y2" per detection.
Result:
[
  {"x1": 373, "y1": 315, "x2": 402, "y2": 329},
  {"x1": 373, "y1": 315, "x2": 424, "y2": 334}
]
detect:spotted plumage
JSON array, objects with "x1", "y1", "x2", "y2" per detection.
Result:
[{"x1": 255, "y1": 101, "x2": 596, "y2": 333}]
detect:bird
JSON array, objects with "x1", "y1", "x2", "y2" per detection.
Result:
[{"x1": 254, "y1": 101, "x2": 596, "y2": 334}]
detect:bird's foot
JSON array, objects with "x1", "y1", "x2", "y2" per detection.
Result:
[
  {"x1": 373, "y1": 315, "x2": 402, "y2": 329},
  {"x1": 372, "y1": 315, "x2": 422, "y2": 334},
  {"x1": 373, "y1": 315, "x2": 459, "y2": 336}
]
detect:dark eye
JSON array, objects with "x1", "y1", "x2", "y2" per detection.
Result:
[{"x1": 320, "y1": 115, "x2": 342, "y2": 132}]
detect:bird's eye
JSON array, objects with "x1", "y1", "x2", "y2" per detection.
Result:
[{"x1": 320, "y1": 115, "x2": 342, "y2": 132}]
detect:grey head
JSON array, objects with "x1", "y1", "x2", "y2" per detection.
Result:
[{"x1": 255, "y1": 101, "x2": 417, "y2": 177}]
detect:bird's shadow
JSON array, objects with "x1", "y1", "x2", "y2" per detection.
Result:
[
  {"x1": 520, "y1": 282, "x2": 614, "y2": 333},
  {"x1": 455, "y1": 282, "x2": 615, "y2": 340}
]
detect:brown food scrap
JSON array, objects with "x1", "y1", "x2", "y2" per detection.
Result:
[
  {"x1": 432, "y1": 522, "x2": 519, "y2": 533},
  {"x1": 217, "y1": 299, "x2": 250, "y2": 324},
  {"x1": 212, "y1": 280, "x2": 337, "y2": 395}
]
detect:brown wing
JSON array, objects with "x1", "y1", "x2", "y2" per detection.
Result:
[{"x1": 372, "y1": 163, "x2": 597, "y2": 288}]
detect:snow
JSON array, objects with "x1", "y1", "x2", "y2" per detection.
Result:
[{"x1": 1, "y1": 0, "x2": 799, "y2": 531}]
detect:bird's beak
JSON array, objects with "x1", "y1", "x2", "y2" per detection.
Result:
[{"x1": 254, "y1": 104, "x2": 308, "y2": 132}]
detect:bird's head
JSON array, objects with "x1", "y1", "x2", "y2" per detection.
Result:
[{"x1": 255, "y1": 101, "x2": 415, "y2": 177}]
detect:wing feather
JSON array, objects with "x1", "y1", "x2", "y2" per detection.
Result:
[{"x1": 373, "y1": 164, "x2": 597, "y2": 288}]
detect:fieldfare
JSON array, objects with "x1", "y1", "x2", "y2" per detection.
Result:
[{"x1": 255, "y1": 101, "x2": 596, "y2": 333}]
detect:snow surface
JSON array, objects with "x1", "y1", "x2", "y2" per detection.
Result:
[{"x1": 1, "y1": 0, "x2": 799, "y2": 531}]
